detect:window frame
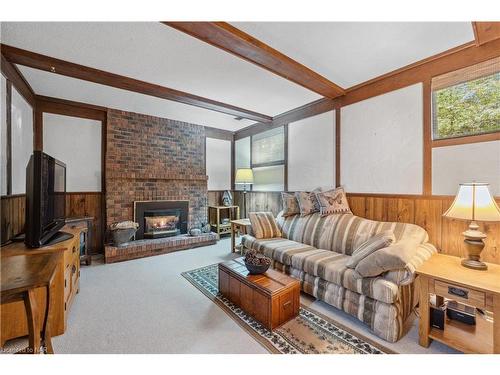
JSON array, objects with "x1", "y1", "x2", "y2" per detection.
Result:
[{"x1": 431, "y1": 58, "x2": 500, "y2": 145}]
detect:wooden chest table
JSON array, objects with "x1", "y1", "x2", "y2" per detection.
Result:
[{"x1": 218, "y1": 258, "x2": 300, "y2": 331}]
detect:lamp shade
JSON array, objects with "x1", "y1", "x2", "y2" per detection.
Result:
[
  {"x1": 443, "y1": 183, "x2": 500, "y2": 222},
  {"x1": 235, "y1": 168, "x2": 254, "y2": 184}
]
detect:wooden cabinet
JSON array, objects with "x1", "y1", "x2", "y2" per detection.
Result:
[
  {"x1": 218, "y1": 258, "x2": 300, "y2": 331},
  {"x1": 0, "y1": 225, "x2": 83, "y2": 346},
  {"x1": 416, "y1": 254, "x2": 500, "y2": 354}
]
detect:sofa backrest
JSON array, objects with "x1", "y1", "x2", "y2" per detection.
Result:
[{"x1": 276, "y1": 212, "x2": 429, "y2": 255}]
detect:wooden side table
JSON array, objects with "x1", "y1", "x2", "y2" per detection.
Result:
[
  {"x1": 416, "y1": 253, "x2": 500, "y2": 354},
  {"x1": 230, "y1": 218, "x2": 251, "y2": 253},
  {"x1": 208, "y1": 205, "x2": 240, "y2": 236},
  {"x1": 1, "y1": 253, "x2": 59, "y2": 354}
]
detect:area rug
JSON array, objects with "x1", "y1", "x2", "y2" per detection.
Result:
[{"x1": 182, "y1": 264, "x2": 395, "y2": 354}]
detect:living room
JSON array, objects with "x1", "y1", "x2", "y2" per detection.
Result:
[{"x1": 1, "y1": 1, "x2": 500, "y2": 372}]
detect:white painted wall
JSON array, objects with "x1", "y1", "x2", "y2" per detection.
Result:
[
  {"x1": 1, "y1": 76, "x2": 7, "y2": 195},
  {"x1": 206, "y1": 137, "x2": 231, "y2": 190},
  {"x1": 433, "y1": 141, "x2": 500, "y2": 196},
  {"x1": 341, "y1": 83, "x2": 423, "y2": 194},
  {"x1": 43, "y1": 113, "x2": 101, "y2": 192},
  {"x1": 11, "y1": 87, "x2": 33, "y2": 195},
  {"x1": 288, "y1": 111, "x2": 335, "y2": 191},
  {"x1": 234, "y1": 136, "x2": 251, "y2": 191}
]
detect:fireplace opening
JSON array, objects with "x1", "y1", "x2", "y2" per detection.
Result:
[
  {"x1": 134, "y1": 200, "x2": 189, "y2": 240},
  {"x1": 144, "y1": 210, "x2": 181, "y2": 239}
]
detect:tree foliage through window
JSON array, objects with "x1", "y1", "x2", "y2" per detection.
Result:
[{"x1": 433, "y1": 72, "x2": 500, "y2": 139}]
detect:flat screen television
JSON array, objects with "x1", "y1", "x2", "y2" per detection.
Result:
[{"x1": 25, "y1": 151, "x2": 73, "y2": 247}]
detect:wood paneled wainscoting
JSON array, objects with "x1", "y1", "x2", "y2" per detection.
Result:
[
  {"x1": 226, "y1": 191, "x2": 500, "y2": 265},
  {"x1": 1, "y1": 192, "x2": 104, "y2": 254}
]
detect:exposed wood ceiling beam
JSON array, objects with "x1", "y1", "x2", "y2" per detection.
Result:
[
  {"x1": 0, "y1": 43, "x2": 273, "y2": 123},
  {"x1": 164, "y1": 22, "x2": 345, "y2": 99},
  {"x1": 1, "y1": 54, "x2": 36, "y2": 106},
  {"x1": 36, "y1": 95, "x2": 107, "y2": 122},
  {"x1": 472, "y1": 22, "x2": 500, "y2": 46},
  {"x1": 235, "y1": 97, "x2": 338, "y2": 140}
]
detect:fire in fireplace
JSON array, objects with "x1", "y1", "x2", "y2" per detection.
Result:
[
  {"x1": 134, "y1": 200, "x2": 189, "y2": 240},
  {"x1": 144, "y1": 211, "x2": 180, "y2": 239}
]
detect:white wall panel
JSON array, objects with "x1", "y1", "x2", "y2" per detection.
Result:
[
  {"x1": 341, "y1": 84, "x2": 423, "y2": 194},
  {"x1": 11, "y1": 87, "x2": 33, "y2": 195},
  {"x1": 433, "y1": 141, "x2": 500, "y2": 196},
  {"x1": 288, "y1": 111, "x2": 335, "y2": 191},
  {"x1": 43, "y1": 113, "x2": 101, "y2": 192},
  {"x1": 206, "y1": 138, "x2": 231, "y2": 191}
]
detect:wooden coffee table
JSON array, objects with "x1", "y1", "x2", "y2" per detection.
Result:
[{"x1": 218, "y1": 257, "x2": 300, "y2": 331}]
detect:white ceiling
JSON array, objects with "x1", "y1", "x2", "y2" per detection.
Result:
[
  {"x1": 233, "y1": 22, "x2": 475, "y2": 87},
  {"x1": 1, "y1": 22, "x2": 476, "y2": 131},
  {"x1": 0, "y1": 22, "x2": 320, "y2": 116}
]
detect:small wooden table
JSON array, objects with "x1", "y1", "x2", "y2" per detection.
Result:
[
  {"x1": 1, "y1": 253, "x2": 59, "y2": 354},
  {"x1": 416, "y1": 253, "x2": 500, "y2": 354},
  {"x1": 230, "y1": 218, "x2": 251, "y2": 253},
  {"x1": 218, "y1": 258, "x2": 300, "y2": 331},
  {"x1": 208, "y1": 205, "x2": 240, "y2": 236}
]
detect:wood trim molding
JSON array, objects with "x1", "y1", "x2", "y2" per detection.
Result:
[
  {"x1": 36, "y1": 95, "x2": 107, "y2": 122},
  {"x1": 472, "y1": 22, "x2": 500, "y2": 46},
  {"x1": 341, "y1": 39, "x2": 500, "y2": 107},
  {"x1": 432, "y1": 131, "x2": 500, "y2": 148},
  {"x1": 423, "y1": 79, "x2": 432, "y2": 195},
  {"x1": 204, "y1": 126, "x2": 234, "y2": 141},
  {"x1": 1, "y1": 43, "x2": 272, "y2": 123},
  {"x1": 33, "y1": 108, "x2": 43, "y2": 151},
  {"x1": 164, "y1": 22, "x2": 345, "y2": 99},
  {"x1": 6, "y1": 80, "x2": 12, "y2": 195},
  {"x1": 0, "y1": 54, "x2": 36, "y2": 107},
  {"x1": 235, "y1": 97, "x2": 337, "y2": 140},
  {"x1": 335, "y1": 107, "x2": 341, "y2": 188}
]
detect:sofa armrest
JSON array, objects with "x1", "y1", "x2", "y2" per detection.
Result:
[{"x1": 354, "y1": 241, "x2": 437, "y2": 285}]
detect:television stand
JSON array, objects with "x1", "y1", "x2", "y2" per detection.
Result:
[{"x1": 45, "y1": 231, "x2": 74, "y2": 246}]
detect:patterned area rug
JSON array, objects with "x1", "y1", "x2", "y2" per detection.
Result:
[{"x1": 182, "y1": 264, "x2": 394, "y2": 354}]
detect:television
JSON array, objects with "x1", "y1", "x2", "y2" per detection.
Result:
[{"x1": 25, "y1": 151, "x2": 73, "y2": 247}]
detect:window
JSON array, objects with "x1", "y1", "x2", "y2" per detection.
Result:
[
  {"x1": 432, "y1": 58, "x2": 500, "y2": 140},
  {"x1": 234, "y1": 126, "x2": 286, "y2": 191}
]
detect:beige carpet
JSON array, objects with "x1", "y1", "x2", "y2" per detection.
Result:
[{"x1": 4, "y1": 238, "x2": 459, "y2": 354}]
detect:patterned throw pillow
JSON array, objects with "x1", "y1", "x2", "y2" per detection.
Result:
[
  {"x1": 281, "y1": 192, "x2": 300, "y2": 216},
  {"x1": 295, "y1": 189, "x2": 321, "y2": 216},
  {"x1": 249, "y1": 212, "x2": 282, "y2": 239},
  {"x1": 346, "y1": 230, "x2": 395, "y2": 269},
  {"x1": 315, "y1": 187, "x2": 351, "y2": 216}
]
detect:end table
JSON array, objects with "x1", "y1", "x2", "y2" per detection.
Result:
[{"x1": 230, "y1": 219, "x2": 251, "y2": 254}]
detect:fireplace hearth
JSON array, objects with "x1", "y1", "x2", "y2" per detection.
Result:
[{"x1": 134, "y1": 200, "x2": 189, "y2": 240}]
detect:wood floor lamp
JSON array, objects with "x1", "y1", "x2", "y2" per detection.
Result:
[{"x1": 235, "y1": 168, "x2": 254, "y2": 218}]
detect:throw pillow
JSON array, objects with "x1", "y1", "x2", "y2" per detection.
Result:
[
  {"x1": 345, "y1": 230, "x2": 395, "y2": 269},
  {"x1": 315, "y1": 187, "x2": 351, "y2": 216},
  {"x1": 281, "y1": 192, "x2": 300, "y2": 216},
  {"x1": 354, "y1": 239, "x2": 421, "y2": 278},
  {"x1": 249, "y1": 212, "x2": 282, "y2": 239},
  {"x1": 295, "y1": 189, "x2": 321, "y2": 216}
]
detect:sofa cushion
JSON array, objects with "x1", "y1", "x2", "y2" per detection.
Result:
[
  {"x1": 248, "y1": 212, "x2": 281, "y2": 239},
  {"x1": 241, "y1": 235, "x2": 317, "y2": 266},
  {"x1": 277, "y1": 212, "x2": 429, "y2": 255},
  {"x1": 243, "y1": 235, "x2": 401, "y2": 304},
  {"x1": 346, "y1": 230, "x2": 395, "y2": 268},
  {"x1": 315, "y1": 187, "x2": 351, "y2": 216}
]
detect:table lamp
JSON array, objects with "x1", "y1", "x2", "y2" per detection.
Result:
[
  {"x1": 443, "y1": 182, "x2": 500, "y2": 270},
  {"x1": 235, "y1": 168, "x2": 254, "y2": 218}
]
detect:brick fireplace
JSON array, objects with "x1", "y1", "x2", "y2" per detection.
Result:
[{"x1": 104, "y1": 109, "x2": 216, "y2": 262}]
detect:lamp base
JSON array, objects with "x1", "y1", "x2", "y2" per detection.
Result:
[{"x1": 461, "y1": 222, "x2": 488, "y2": 271}]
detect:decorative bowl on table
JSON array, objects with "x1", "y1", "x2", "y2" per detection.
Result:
[{"x1": 244, "y1": 250, "x2": 271, "y2": 275}]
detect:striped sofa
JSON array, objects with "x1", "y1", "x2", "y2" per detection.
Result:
[{"x1": 241, "y1": 212, "x2": 436, "y2": 342}]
